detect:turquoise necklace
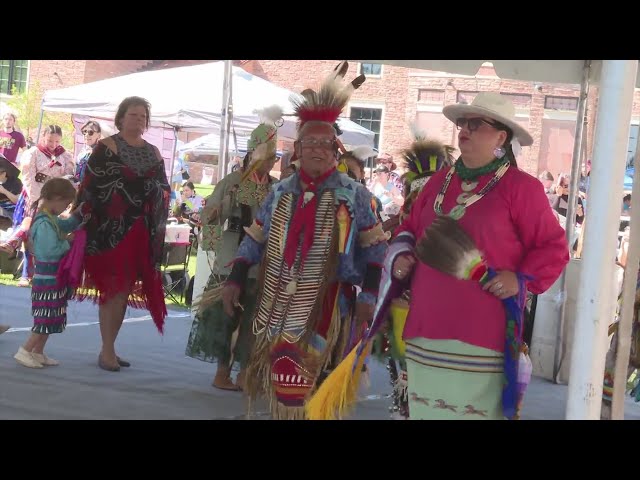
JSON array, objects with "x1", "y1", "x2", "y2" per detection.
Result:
[
  {"x1": 455, "y1": 156, "x2": 507, "y2": 181},
  {"x1": 434, "y1": 158, "x2": 510, "y2": 220}
]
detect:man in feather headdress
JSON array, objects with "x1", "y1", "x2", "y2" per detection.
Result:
[{"x1": 220, "y1": 62, "x2": 388, "y2": 419}]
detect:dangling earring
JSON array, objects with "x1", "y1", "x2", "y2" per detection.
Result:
[{"x1": 493, "y1": 146, "x2": 506, "y2": 158}]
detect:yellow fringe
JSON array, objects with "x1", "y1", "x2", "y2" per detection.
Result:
[{"x1": 305, "y1": 340, "x2": 372, "y2": 420}]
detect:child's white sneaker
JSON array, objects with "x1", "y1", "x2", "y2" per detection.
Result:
[
  {"x1": 31, "y1": 351, "x2": 59, "y2": 366},
  {"x1": 14, "y1": 346, "x2": 44, "y2": 369}
]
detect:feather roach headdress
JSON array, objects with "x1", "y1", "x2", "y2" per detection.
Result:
[
  {"x1": 401, "y1": 123, "x2": 455, "y2": 196},
  {"x1": 290, "y1": 61, "x2": 366, "y2": 134}
]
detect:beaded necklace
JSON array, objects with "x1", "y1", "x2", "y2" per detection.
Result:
[
  {"x1": 455, "y1": 156, "x2": 506, "y2": 181},
  {"x1": 433, "y1": 159, "x2": 510, "y2": 220}
]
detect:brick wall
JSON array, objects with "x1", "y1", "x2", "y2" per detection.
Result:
[
  {"x1": 28, "y1": 60, "x2": 88, "y2": 92},
  {"x1": 83, "y1": 60, "x2": 154, "y2": 82}
]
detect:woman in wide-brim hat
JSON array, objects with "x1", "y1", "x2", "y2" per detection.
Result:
[{"x1": 383, "y1": 91, "x2": 569, "y2": 420}]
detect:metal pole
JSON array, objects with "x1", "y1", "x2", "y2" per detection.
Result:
[
  {"x1": 169, "y1": 125, "x2": 179, "y2": 183},
  {"x1": 217, "y1": 60, "x2": 233, "y2": 183},
  {"x1": 611, "y1": 86, "x2": 640, "y2": 419},
  {"x1": 553, "y1": 60, "x2": 591, "y2": 383},
  {"x1": 566, "y1": 60, "x2": 638, "y2": 420}
]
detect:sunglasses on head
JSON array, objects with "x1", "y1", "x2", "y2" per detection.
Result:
[
  {"x1": 82, "y1": 129, "x2": 96, "y2": 136},
  {"x1": 456, "y1": 117, "x2": 501, "y2": 132}
]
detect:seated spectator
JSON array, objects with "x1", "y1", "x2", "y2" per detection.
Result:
[{"x1": 0, "y1": 153, "x2": 22, "y2": 225}]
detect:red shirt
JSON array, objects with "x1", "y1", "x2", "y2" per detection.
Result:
[
  {"x1": 0, "y1": 130, "x2": 26, "y2": 164},
  {"x1": 396, "y1": 165, "x2": 569, "y2": 352}
]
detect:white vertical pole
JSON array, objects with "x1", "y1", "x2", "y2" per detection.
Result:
[
  {"x1": 566, "y1": 60, "x2": 638, "y2": 419},
  {"x1": 553, "y1": 60, "x2": 591, "y2": 383},
  {"x1": 611, "y1": 83, "x2": 640, "y2": 419},
  {"x1": 217, "y1": 60, "x2": 233, "y2": 184}
]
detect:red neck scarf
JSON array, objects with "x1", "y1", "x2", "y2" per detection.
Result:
[
  {"x1": 284, "y1": 167, "x2": 336, "y2": 269},
  {"x1": 38, "y1": 145, "x2": 66, "y2": 168}
]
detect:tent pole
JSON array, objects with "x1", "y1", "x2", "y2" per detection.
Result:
[
  {"x1": 552, "y1": 60, "x2": 591, "y2": 383},
  {"x1": 217, "y1": 60, "x2": 233, "y2": 183},
  {"x1": 611, "y1": 74, "x2": 640, "y2": 419},
  {"x1": 566, "y1": 60, "x2": 638, "y2": 419},
  {"x1": 169, "y1": 125, "x2": 179, "y2": 183},
  {"x1": 35, "y1": 101, "x2": 44, "y2": 144}
]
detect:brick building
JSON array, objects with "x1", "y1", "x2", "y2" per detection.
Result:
[{"x1": 3, "y1": 59, "x2": 640, "y2": 178}]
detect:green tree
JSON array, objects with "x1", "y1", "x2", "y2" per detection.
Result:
[{"x1": 6, "y1": 81, "x2": 75, "y2": 150}]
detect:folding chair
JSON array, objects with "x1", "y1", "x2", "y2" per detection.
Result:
[{"x1": 161, "y1": 241, "x2": 191, "y2": 304}]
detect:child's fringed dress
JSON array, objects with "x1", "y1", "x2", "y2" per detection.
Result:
[{"x1": 29, "y1": 212, "x2": 81, "y2": 334}]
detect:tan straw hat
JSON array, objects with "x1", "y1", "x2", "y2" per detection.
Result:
[{"x1": 442, "y1": 92, "x2": 533, "y2": 146}]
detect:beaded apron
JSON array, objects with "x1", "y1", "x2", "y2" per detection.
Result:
[{"x1": 247, "y1": 190, "x2": 344, "y2": 419}]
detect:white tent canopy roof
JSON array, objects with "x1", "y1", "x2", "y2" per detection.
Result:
[
  {"x1": 42, "y1": 61, "x2": 376, "y2": 146},
  {"x1": 354, "y1": 60, "x2": 626, "y2": 87}
]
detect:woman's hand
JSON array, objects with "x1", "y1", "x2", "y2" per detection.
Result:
[
  {"x1": 483, "y1": 270, "x2": 519, "y2": 300},
  {"x1": 392, "y1": 254, "x2": 416, "y2": 281}
]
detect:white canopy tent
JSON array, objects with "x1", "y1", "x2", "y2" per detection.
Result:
[
  {"x1": 41, "y1": 61, "x2": 375, "y2": 144},
  {"x1": 177, "y1": 116, "x2": 375, "y2": 157},
  {"x1": 179, "y1": 132, "x2": 252, "y2": 156},
  {"x1": 178, "y1": 132, "x2": 284, "y2": 157}
]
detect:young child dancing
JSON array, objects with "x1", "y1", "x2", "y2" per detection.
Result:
[{"x1": 14, "y1": 177, "x2": 82, "y2": 368}]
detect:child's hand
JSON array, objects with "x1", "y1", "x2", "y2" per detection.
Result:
[{"x1": 71, "y1": 202, "x2": 84, "y2": 216}]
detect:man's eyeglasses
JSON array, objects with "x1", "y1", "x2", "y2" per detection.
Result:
[
  {"x1": 82, "y1": 130, "x2": 96, "y2": 136},
  {"x1": 455, "y1": 117, "x2": 500, "y2": 132},
  {"x1": 299, "y1": 137, "x2": 336, "y2": 148}
]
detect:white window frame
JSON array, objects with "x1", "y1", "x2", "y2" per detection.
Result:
[
  {"x1": 416, "y1": 104, "x2": 443, "y2": 113},
  {"x1": 0, "y1": 60, "x2": 30, "y2": 98},
  {"x1": 417, "y1": 88, "x2": 445, "y2": 106},
  {"x1": 358, "y1": 63, "x2": 383, "y2": 79},
  {"x1": 542, "y1": 110, "x2": 579, "y2": 121},
  {"x1": 543, "y1": 95, "x2": 579, "y2": 113},
  {"x1": 347, "y1": 102, "x2": 385, "y2": 151}
]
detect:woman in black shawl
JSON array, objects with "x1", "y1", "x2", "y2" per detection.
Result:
[{"x1": 75, "y1": 96, "x2": 170, "y2": 372}]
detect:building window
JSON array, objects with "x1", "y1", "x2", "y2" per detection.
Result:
[
  {"x1": 359, "y1": 63, "x2": 382, "y2": 76},
  {"x1": 545, "y1": 96, "x2": 578, "y2": 111},
  {"x1": 418, "y1": 89, "x2": 444, "y2": 104},
  {"x1": 0, "y1": 60, "x2": 28, "y2": 95},
  {"x1": 456, "y1": 91, "x2": 478, "y2": 104},
  {"x1": 350, "y1": 107, "x2": 382, "y2": 150},
  {"x1": 501, "y1": 93, "x2": 532, "y2": 108}
]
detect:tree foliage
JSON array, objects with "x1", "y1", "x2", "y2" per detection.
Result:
[{"x1": 6, "y1": 81, "x2": 75, "y2": 150}]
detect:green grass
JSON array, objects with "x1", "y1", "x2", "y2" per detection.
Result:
[
  {"x1": 194, "y1": 183, "x2": 214, "y2": 199},
  {"x1": 0, "y1": 273, "x2": 19, "y2": 286}
]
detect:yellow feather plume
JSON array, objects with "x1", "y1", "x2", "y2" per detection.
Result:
[{"x1": 305, "y1": 340, "x2": 372, "y2": 420}]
